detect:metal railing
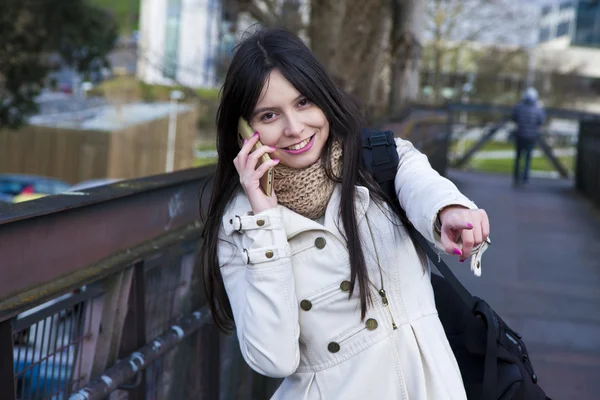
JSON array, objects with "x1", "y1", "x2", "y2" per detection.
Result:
[
  {"x1": 377, "y1": 105, "x2": 450, "y2": 176},
  {"x1": 0, "y1": 167, "x2": 278, "y2": 400},
  {"x1": 576, "y1": 121, "x2": 600, "y2": 208},
  {"x1": 11, "y1": 286, "x2": 102, "y2": 399}
]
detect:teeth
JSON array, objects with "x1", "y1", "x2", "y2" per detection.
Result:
[{"x1": 286, "y1": 137, "x2": 311, "y2": 150}]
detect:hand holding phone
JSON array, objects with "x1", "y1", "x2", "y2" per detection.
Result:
[
  {"x1": 234, "y1": 118, "x2": 279, "y2": 214},
  {"x1": 237, "y1": 118, "x2": 275, "y2": 197}
]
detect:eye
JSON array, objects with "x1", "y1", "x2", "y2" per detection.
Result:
[
  {"x1": 260, "y1": 112, "x2": 276, "y2": 121},
  {"x1": 298, "y1": 98, "x2": 310, "y2": 107}
]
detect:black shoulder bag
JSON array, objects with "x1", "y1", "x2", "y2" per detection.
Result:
[{"x1": 361, "y1": 129, "x2": 550, "y2": 400}]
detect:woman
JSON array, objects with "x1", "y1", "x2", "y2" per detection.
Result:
[{"x1": 200, "y1": 28, "x2": 490, "y2": 399}]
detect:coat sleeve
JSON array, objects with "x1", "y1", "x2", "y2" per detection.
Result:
[
  {"x1": 538, "y1": 107, "x2": 546, "y2": 126},
  {"x1": 393, "y1": 137, "x2": 477, "y2": 249},
  {"x1": 218, "y1": 205, "x2": 300, "y2": 378}
]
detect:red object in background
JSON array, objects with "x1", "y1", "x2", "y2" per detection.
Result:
[{"x1": 21, "y1": 185, "x2": 35, "y2": 194}]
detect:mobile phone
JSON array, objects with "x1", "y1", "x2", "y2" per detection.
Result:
[{"x1": 238, "y1": 118, "x2": 274, "y2": 197}]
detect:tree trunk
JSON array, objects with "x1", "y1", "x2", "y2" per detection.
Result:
[
  {"x1": 333, "y1": 0, "x2": 390, "y2": 106},
  {"x1": 280, "y1": 0, "x2": 304, "y2": 36},
  {"x1": 242, "y1": 0, "x2": 392, "y2": 110},
  {"x1": 308, "y1": 0, "x2": 347, "y2": 74},
  {"x1": 388, "y1": 0, "x2": 425, "y2": 114},
  {"x1": 432, "y1": 41, "x2": 443, "y2": 103}
]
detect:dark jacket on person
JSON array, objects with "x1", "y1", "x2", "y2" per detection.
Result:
[{"x1": 511, "y1": 95, "x2": 546, "y2": 140}]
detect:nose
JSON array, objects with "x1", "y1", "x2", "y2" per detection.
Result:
[{"x1": 283, "y1": 112, "x2": 304, "y2": 137}]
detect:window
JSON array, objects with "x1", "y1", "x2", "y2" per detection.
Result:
[
  {"x1": 541, "y1": 5, "x2": 552, "y2": 16},
  {"x1": 539, "y1": 27, "x2": 551, "y2": 42},
  {"x1": 164, "y1": 0, "x2": 182, "y2": 79},
  {"x1": 573, "y1": 0, "x2": 600, "y2": 47},
  {"x1": 559, "y1": 1, "x2": 573, "y2": 11},
  {"x1": 556, "y1": 21, "x2": 570, "y2": 37}
]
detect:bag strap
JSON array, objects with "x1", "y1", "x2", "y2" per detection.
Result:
[
  {"x1": 361, "y1": 129, "x2": 476, "y2": 310},
  {"x1": 408, "y1": 226, "x2": 476, "y2": 310},
  {"x1": 362, "y1": 129, "x2": 498, "y2": 400}
]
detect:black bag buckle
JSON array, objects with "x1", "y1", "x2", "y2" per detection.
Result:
[
  {"x1": 368, "y1": 133, "x2": 389, "y2": 148},
  {"x1": 369, "y1": 133, "x2": 391, "y2": 166}
]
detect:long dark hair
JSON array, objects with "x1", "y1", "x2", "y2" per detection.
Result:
[{"x1": 200, "y1": 27, "x2": 399, "y2": 332}]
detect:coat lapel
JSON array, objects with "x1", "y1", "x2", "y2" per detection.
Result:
[{"x1": 281, "y1": 185, "x2": 371, "y2": 242}]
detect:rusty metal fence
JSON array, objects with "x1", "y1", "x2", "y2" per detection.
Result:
[
  {"x1": 0, "y1": 167, "x2": 278, "y2": 400},
  {"x1": 11, "y1": 286, "x2": 101, "y2": 399},
  {"x1": 377, "y1": 105, "x2": 450, "y2": 176},
  {"x1": 576, "y1": 121, "x2": 600, "y2": 209}
]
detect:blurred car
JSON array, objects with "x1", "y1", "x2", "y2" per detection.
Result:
[{"x1": 0, "y1": 174, "x2": 71, "y2": 203}]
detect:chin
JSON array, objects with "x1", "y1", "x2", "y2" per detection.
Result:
[{"x1": 281, "y1": 151, "x2": 321, "y2": 169}]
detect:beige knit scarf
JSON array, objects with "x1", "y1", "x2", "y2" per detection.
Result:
[{"x1": 273, "y1": 142, "x2": 343, "y2": 219}]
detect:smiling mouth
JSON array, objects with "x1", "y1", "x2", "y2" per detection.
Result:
[{"x1": 285, "y1": 134, "x2": 315, "y2": 151}]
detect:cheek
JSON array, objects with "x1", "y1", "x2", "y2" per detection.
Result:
[{"x1": 255, "y1": 124, "x2": 282, "y2": 147}]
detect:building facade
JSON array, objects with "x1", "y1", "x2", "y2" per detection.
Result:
[
  {"x1": 572, "y1": 0, "x2": 600, "y2": 47},
  {"x1": 136, "y1": 0, "x2": 222, "y2": 88},
  {"x1": 539, "y1": 0, "x2": 600, "y2": 47}
]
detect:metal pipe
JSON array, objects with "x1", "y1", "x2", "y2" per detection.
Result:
[{"x1": 69, "y1": 308, "x2": 211, "y2": 400}]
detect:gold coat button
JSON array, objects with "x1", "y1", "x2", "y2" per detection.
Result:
[
  {"x1": 257, "y1": 219, "x2": 265, "y2": 227},
  {"x1": 366, "y1": 318, "x2": 378, "y2": 331},
  {"x1": 265, "y1": 250, "x2": 274, "y2": 259},
  {"x1": 327, "y1": 342, "x2": 340, "y2": 353},
  {"x1": 340, "y1": 281, "x2": 351, "y2": 292},
  {"x1": 300, "y1": 300, "x2": 312, "y2": 311},
  {"x1": 315, "y1": 237, "x2": 326, "y2": 249}
]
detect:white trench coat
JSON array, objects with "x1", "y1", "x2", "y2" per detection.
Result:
[{"x1": 218, "y1": 138, "x2": 478, "y2": 399}]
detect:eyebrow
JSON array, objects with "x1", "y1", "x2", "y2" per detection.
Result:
[{"x1": 251, "y1": 94, "x2": 305, "y2": 118}]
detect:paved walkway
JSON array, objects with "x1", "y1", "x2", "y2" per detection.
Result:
[{"x1": 446, "y1": 170, "x2": 600, "y2": 399}]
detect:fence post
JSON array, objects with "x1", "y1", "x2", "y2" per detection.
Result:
[
  {"x1": 115, "y1": 261, "x2": 147, "y2": 400},
  {"x1": 72, "y1": 289, "x2": 105, "y2": 392},
  {"x1": 0, "y1": 318, "x2": 16, "y2": 400}
]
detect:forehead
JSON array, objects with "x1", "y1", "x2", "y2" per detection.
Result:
[{"x1": 256, "y1": 69, "x2": 301, "y2": 106}]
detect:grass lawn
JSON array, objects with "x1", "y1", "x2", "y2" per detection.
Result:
[
  {"x1": 193, "y1": 157, "x2": 217, "y2": 168},
  {"x1": 196, "y1": 142, "x2": 217, "y2": 151},
  {"x1": 450, "y1": 139, "x2": 514, "y2": 154},
  {"x1": 468, "y1": 156, "x2": 575, "y2": 174}
]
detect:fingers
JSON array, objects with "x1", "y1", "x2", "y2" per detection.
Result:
[
  {"x1": 234, "y1": 132, "x2": 279, "y2": 200},
  {"x1": 255, "y1": 157, "x2": 280, "y2": 177},
  {"x1": 440, "y1": 229, "x2": 463, "y2": 256},
  {"x1": 439, "y1": 208, "x2": 490, "y2": 263},
  {"x1": 234, "y1": 132, "x2": 276, "y2": 173},
  {"x1": 246, "y1": 143, "x2": 276, "y2": 171},
  {"x1": 459, "y1": 229, "x2": 475, "y2": 262},
  {"x1": 234, "y1": 132, "x2": 260, "y2": 166},
  {"x1": 480, "y1": 209, "x2": 490, "y2": 239}
]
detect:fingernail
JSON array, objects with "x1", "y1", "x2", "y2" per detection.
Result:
[
  {"x1": 453, "y1": 248, "x2": 462, "y2": 256},
  {"x1": 467, "y1": 223, "x2": 473, "y2": 228},
  {"x1": 273, "y1": 158, "x2": 280, "y2": 163},
  {"x1": 243, "y1": 139, "x2": 247, "y2": 144},
  {"x1": 460, "y1": 259, "x2": 465, "y2": 263},
  {"x1": 270, "y1": 146, "x2": 276, "y2": 149},
  {"x1": 253, "y1": 132, "x2": 259, "y2": 137}
]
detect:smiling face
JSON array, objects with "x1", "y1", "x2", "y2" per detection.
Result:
[{"x1": 248, "y1": 69, "x2": 330, "y2": 169}]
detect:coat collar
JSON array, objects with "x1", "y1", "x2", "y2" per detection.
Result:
[
  {"x1": 227, "y1": 185, "x2": 371, "y2": 242},
  {"x1": 279, "y1": 184, "x2": 370, "y2": 241}
]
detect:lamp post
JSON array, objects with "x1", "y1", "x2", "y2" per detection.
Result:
[{"x1": 166, "y1": 89, "x2": 184, "y2": 173}]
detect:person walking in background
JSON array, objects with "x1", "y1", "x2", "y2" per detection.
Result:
[{"x1": 511, "y1": 87, "x2": 546, "y2": 186}]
